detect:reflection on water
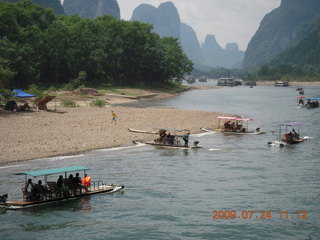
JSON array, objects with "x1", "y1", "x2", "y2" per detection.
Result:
[{"x1": 0, "y1": 84, "x2": 320, "y2": 240}]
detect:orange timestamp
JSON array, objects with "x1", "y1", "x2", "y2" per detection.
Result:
[{"x1": 211, "y1": 210, "x2": 308, "y2": 220}]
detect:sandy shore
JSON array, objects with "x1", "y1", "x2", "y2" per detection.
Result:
[{"x1": 0, "y1": 103, "x2": 231, "y2": 164}]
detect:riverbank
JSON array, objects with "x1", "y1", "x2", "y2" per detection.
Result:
[
  {"x1": 257, "y1": 81, "x2": 320, "y2": 86},
  {"x1": 0, "y1": 104, "x2": 231, "y2": 164}
]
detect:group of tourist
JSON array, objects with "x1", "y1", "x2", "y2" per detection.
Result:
[
  {"x1": 224, "y1": 120, "x2": 243, "y2": 131},
  {"x1": 24, "y1": 173, "x2": 91, "y2": 201},
  {"x1": 282, "y1": 129, "x2": 300, "y2": 144},
  {"x1": 155, "y1": 129, "x2": 190, "y2": 147}
]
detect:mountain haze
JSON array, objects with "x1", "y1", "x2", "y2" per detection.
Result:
[
  {"x1": 131, "y1": 1, "x2": 244, "y2": 68},
  {"x1": 63, "y1": 0, "x2": 120, "y2": 19},
  {"x1": 243, "y1": 0, "x2": 320, "y2": 68},
  {"x1": 271, "y1": 17, "x2": 320, "y2": 68},
  {"x1": 131, "y1": 2, "x2": 180, "y2": 39}
]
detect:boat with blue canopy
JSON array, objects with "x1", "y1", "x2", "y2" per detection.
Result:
[
  {"x1": 0, "y1": 166, "x2": 124, "y2": 210},
  {"x1": 305, "y1": 98, "x2": 320, "y2": 108}
]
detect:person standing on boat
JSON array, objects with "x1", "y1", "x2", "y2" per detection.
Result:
[
  {"x1": 182, "y1": 132, "x2": 190, "y2": 147},
  {"x1": 73, "y1": 173, "x2": 82, "y2": 188},
  {"x1": 111, "y1": 110, "x2": 117, "y2": 124},
  {"x1": 82, "y1": 174, "x2": 91, "y2": 192},
  {"x1": 24, "y1": 179, "x2": 35, "y2": 200}
]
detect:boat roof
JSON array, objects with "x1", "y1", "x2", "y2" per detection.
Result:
[
  {"x1": 15, "y1": 166, "x2": 89, "y2": 177},
  {"x1": 306, "y1": 98, "x2": 320, "y2": 100},
  {"x1": 218, "y1": 116, "x2": 253, "y2": 121},
  {"x1": 297, "y1": 96, "x2": 305, "y2": 98},
  {"x1": 285, "y1": 122, "x2": 303, "y2": 127}
]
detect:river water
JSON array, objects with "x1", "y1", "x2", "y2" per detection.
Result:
[{"x1": 1, "y1": 81, "x2": 320, "y2": 240}]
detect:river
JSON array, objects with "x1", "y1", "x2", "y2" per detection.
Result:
[{"x1": 0, "y1": 81, "x2": 319, "y2": 240}]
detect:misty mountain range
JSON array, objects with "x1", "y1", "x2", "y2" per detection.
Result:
[{"x1": 3, "y1": 0, "x2": 320, "y2": 70}]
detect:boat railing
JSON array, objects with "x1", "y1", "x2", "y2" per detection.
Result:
[{"x1": 90, "y1": 181, "x2": 104, "y2": 191}]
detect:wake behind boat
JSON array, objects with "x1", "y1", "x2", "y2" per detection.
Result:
[{"x1": 0, "y1": 166, "x2": 124, "y2": 210}]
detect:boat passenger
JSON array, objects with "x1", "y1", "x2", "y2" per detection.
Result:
[
  {"x1": 224, "y1": 120, "x2": 231, "y2": 130},
  {"x1": 182, "y1": 132, "x2": 190, "y2": 147},
  {"x1": 24, "y1": 179, "x2": 35, "y2": 200},
  {"x1": 82, "y1": 174, "x2": 91, "y2": 192},
  {"x1": 73, "y1": 173, "x2": 82, "y2": 188},
  {"x1": 34, "y1": 180, "x2": 47, "y2": 200},
  {"x1": 57, "y1": 175, "x2": 68, "y2": 197}
]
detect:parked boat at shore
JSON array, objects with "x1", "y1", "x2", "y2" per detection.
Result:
[
  {"x1": 274, "y1": 81, "x2": 289, "y2": 87},
  {"x1": 0, "y1": 166, "x2": 124, "y2": 210}
]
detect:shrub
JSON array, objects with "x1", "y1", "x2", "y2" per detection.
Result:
[
  {"x1": 90, "y1": 99, "x2": 106, "y2": 107},
  {"x1": 61, "y1": 99, "x2": 77, "y2": 108}
]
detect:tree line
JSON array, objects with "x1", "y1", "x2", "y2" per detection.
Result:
[{"x1": 0, "y1": 0, "x2": 193, "y2": 89}]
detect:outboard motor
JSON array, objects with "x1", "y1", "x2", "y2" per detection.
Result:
[
  {"x1": 193, "y1": 141, "x2": 199, "y2": 147},
  {"x1": 0, "y1": 194, "x2": 8, "y2": 203}
]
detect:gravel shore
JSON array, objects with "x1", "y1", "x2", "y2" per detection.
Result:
[{"x1": 0, "y1": 104, "x2": 230, "y2": 164}]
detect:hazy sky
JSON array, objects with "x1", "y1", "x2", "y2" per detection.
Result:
[{"x1": 117, "y1": 0, "x2": 281, "y2": 50}]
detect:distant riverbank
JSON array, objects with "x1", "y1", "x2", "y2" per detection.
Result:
[{"x1": 257, "y1": 81, "x2": 320, "y2": 86}]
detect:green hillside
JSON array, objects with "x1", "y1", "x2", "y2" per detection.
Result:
[
  {"x1": 3, "y1": 0, "x2": 65, "y2": 14},
  {"x1": 243, "y1": 0, "x2": 320, "y2": 69},
  {"x1": 271, "y1": 17, "x2": 320, "y2": 69}
]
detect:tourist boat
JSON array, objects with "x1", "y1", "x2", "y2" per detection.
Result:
[
  {"x1": 274, "y1": 81, "x2": 289, "y2": 87},
  {"x1": 217, "y1": 77, "x2": 235, "y2": 86},
  {"x1": 296, "y1": 87, "x2": 304, "y2": 95},
  {"x1": 305, "y1": 98, "x2": 320, "y2": 108},
  {"x1": 297, "y1": 96, "x2": 305, "y2": 106},
  {"x1": 214, "y1": 116, "x2": 265, "y2": 135},
  {"x1": 297, "y1": 97, "x2": 320, "y2": 108},
  {"x1": 268, "y1": 122, "x2": 306, "y2": 147},
  {"x1": 245, "y1": 81, "x2": 256, "y2": 87},
  {"x1": 0, "y1": 166, "x2": 124, "y2": 210},
  {"x1": 133, "y1": 128, "x2": 201, "y2": 149}
]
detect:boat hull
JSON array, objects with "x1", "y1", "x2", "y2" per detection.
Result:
[
  {"x1": 145, "y1": 141, "x2": 201, "y2": 149},
  {"x1": 214, "y1": 129, "x2": 266, "y2": 135},
  {"x1": 0, "y1": 184, "x2": 124, "y2": 210}
]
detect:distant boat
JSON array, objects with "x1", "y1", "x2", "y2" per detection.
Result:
[
  {"x1": 217, "y1": 77, "x2": 235, "y2": 86},
  {"x1": 274, "y1": 81, "x2": 289, "y2": 87},
  {"x1": 198, "y1": 76, "x2": 207, "y2": 82},
  {"x1": 296, "y1": 87, "x2": 304, "y2": 94}
]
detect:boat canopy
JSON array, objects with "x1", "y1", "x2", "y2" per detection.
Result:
[
  {"x1": 15, "y1": 166, "x2": 89, "y2": 177},
  {"x1": 153, "y1": 127, "x2": 190, "y2": 132},
  {"x1": 235, "y1": 118, "x2": 253, "y2": 121},
  {"x1": 217, "y1": 116, "x2": 253, "y2": 121},
  {"x1": 285, "y1": 122, "x2": 303, "y2": 127},
  {"x1": 218, "y1": 116, "x2": 237, "y2": 120},
  {"x1": 306, "y1": 98, "x2": 320, "y2": 100}
]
